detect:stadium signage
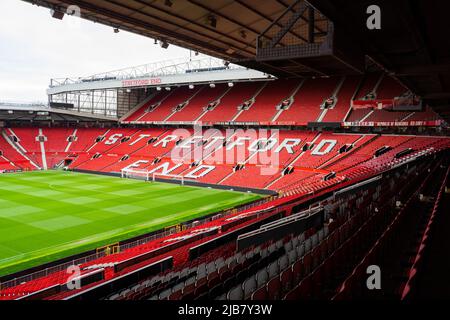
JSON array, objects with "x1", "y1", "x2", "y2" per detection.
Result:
[
  {"x1": 343, "y1": 120, "x2": 443, "y2": 127},
  {"x1": 121, "y1": 77, "x2": 162, "y2": 88}
]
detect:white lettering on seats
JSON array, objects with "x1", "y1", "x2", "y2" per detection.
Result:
[
  {"x1": 226, "y1": 137, "x2": 250, "y2": 150},
  {"x1": 203, "y1": 136, "x2": 225, "y2": 149},
  {"x1": 248, "y1": 138, "x2": 277, "y2": 152},
  {"x1": 122, "y1": 160, "x2": 149, "y2": 171},
  {"x1": 105, "y1": 133, "x2": 123, "y2": 145},
  {"x1": 154, "y1": 135, "x2": 178, "y2": 148},
  {"x1": 129, "y1": 134, "x2": 151, "y2": 146},
  {"x1": 148, "y1": 162, "x2": 182, "y2": 175},
  {"x1": 179, "y1": 136, "x2": 203, "y2": 149},
  {"x1": 185, "y1": 165, "x2": 215, "y2": 179},
  {"x1": 274, "y1": 138, "x2": 302, "y2": 154},
  {"x1": 311, "y1": 139, "x2": 337, "y2": 155}
]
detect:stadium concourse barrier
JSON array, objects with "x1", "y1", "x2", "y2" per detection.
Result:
[
  {"x1": 188, "y1": 211, "x2": 284, "y2": 261},
  {"x1": 236, "y1": 207, "x2": 325, "y2": 251}
]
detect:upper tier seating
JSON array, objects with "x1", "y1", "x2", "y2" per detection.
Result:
[
  {"x1": 121, "y1": 74, "x2": 442, "y2": 125},
  {"x1": 200, "y1": 82, "x2": 264, "y2": 122},
  {"x1": 345, "y1": 109, "x2": 372, "y2": 122},
  {"x1": 354, "y1": 73, "x2": 381, "y2": 100},
  {"x1": 375, "y1": 75, "x2": 408, "y2": 100},
  {"x1": 364, "y1": 110, "x2": 411, "y2": 122},
  {"x1": 138, "y1": 86, "x2": 201, "y2": 122},
  {"x1": 275, "y1": 77, "x2": 340, "y2": 124},
  {"x1": 167, "y1": 84, "x2": 229, "y2": 122},
  {"x1": 124, "y1": 90, "x2": 172, "y2": 122},
  {"x1": 345, "y1": 75, "x2": 412, "y2": 123},
  {"x1": 235, "y1": 79, "x2": 300, "y2": 123},
  {"x1": 322, "y1": 76, "x2": 361, "y2": 122}
]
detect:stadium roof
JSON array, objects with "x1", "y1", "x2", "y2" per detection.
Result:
[
  {"x1": 0, "y1": 102, "x2": 117, "y2": 123},
  {"x1": 21, "y1": 0, "x2": 450, "y2": 121}
]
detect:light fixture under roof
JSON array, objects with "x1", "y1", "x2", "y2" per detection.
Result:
[
  {"x1": 159, "y1": 40, "x2": 169, "y2": 49},
  {"x1": 207, "y1": 15, "x2": 217, "y2": 28},
  {"x1": 225, "y1": 48, "x2": 235, "y2": 55},
  {"x1": 209, "y1": 83, "x2": 216, "y2": 88},
  {"x1": 189, "y1": 84, "x2": 194, "y2": 89},
  {"x1": 228, "y1": 82, "x2": 234, "y2": 87}
]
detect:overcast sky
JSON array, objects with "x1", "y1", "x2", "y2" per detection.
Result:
[{"x1": 0, "y1": 0, "x2": 198, "y2": 103}]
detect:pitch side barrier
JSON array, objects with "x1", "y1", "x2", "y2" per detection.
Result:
[
  {"x1": 236, "y1": 207, "x2": 325, "y2": 251},
  {"x1": 188, "y1": 210, "x2": 284, "y2": 260},
  {"x1": 71, "y1": 168, "x2": 276, "y2": 196},
  {"x1": 64, "y1": 257, "x2": 173, "y2": 300}
]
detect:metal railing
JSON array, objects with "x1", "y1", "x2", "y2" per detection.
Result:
[
  {"x1": 0, "y1": 101, "x2": 49, "y2": 110},
  {"x1": 50, "y1": 57, "x2": 243, "y2": 88}
]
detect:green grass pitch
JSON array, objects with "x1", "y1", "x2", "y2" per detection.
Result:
[{"x1": 0, "y1": 170, "x2": 262, "y2": 277}]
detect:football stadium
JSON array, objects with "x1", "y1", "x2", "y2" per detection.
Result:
[{"x1": 0, "y1": 0, "x2": 449, "y2": 304}]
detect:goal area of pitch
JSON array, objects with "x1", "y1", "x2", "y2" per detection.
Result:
[{"x1": 120, "y1": 168, "x2": 185, "y2": 185}]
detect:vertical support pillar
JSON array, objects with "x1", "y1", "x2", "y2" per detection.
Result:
[{"x1": 308, "y1": 6, "x2": 315, "y2": 43}]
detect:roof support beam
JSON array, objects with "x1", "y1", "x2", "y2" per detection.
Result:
[
  {"x1": 276, "y1": 0, "x2": 326, "y2": 35},
  {"x1": 268, "y1": 0, "x2": 307, "y2": 48},
  {"x1": 34, "y1": 0, "x2": 249, "y2": 59},
  {"x1": 186, "y1": 0, "x2": 261, "y2": 40},
  {"x1": 96, "y1": 0, "x2": 255, "y2": 57},
  {"x1": 120, "y1": 0, "x2": 254, "y2": 52},
  {"x1": 234, "y1": 0, "x2": 308, "y2": 43}
]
